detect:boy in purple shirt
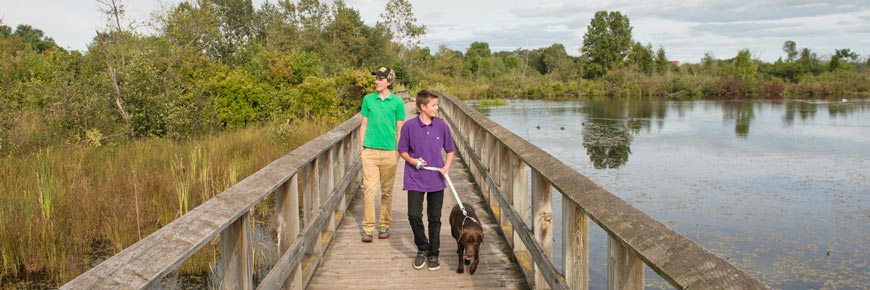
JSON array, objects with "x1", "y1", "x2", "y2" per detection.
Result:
[{"x1": 398, "y1": 90, "x2": 455, "y2": 271}]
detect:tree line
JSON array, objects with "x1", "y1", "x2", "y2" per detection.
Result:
[{"x1": 2, "y1": 2, "x2": 869, "y2": 157}]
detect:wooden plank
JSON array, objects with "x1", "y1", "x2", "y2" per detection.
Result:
[
  {"x1": 532, "y1": 169, "x2": 553, "y2": 290},
  {"x1": 220, "y1": 212, "x2": 253, "y2": 290},
  {"x1": 275, "y1": 175, "x2": 302, "y2": 290},
  {"x1": 512, "y1": 156, "x2": 533, "y2": 285},
  {"x1": 562, "y1": 200, "x2": 589, "y2": 290},
  {"x1": 306, "y1": 152, "x2": 530, "y2": 290},
  {"x1": 608, "y1": 236, "x2": 644, "y2": 290}
]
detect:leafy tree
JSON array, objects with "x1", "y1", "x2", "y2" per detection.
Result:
[
  {"x1": 465, "y1": 41, "x2": 492, "y2": 79},
  {"x1": 96, "y1": 0, "x2": 134, "y2": 128},
  {"x1": 158, "y1": 1, "x2": 221, "y2": 53},
  {"x1": 252, "y1": 1, "x2": 296, "y2": 50},
  {"x1": 379, "y1": 0, "x2": 426, "y2": 52},
  {"x1": 654, "y1": 46, "x2": 670, "y2": 74},
  {"x1": 296, "y1": 0, "x2": 331, "y2": 50},
  {"x1": 541, "y1": 43, "x2": 572, "y2": 81},
  {"x1": 797, "y1": 48, "x2": 824, "y2": 75},
  {"x1": 212, "y1": 0, "x2": 256, "y2": 65},
  {"x1": 11, "y1": 24, "x2": 58, "y2": 52},
  {"x1": 580, "y1": 11, "x2": 633, "y2": 78},
  {"x1": 725, "y1": 49, "x2": 757, "y2": 81},
  {"x1": 835, "y1": 48, "x2": 858, "y2": 62},
  {"x1": 523, "y1": 48, "x2": 547, "y2": 75},
  {"x1": 782, "y1": 40, "x2": 798, "y2": 62},
  {"x1": 323, "y1": 1, "x2": 367, "y2": 69},
  {"x1": 1, "y1": 22, "x2": 11, "y2": 37},
  {"x1": 358, "y1": 22, "x2": 395, "y2": 68},
  {"x1": 625, "y1": 42, "x2": 653, "y2": 75},
  {"x1": 701, "y1": 52, "x2": 717, "y2": 73},
  {"x1": 433, "y1": 45, "x2": 464, "y2": 78},
  {"x1": 829, "y1": 54, "x2": 842, "y2": 71}
]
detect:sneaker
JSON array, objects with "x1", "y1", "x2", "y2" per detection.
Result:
[
  {"x1": 361, "y1": 233, "x2": 373, "y2": 242},
  {"x1": 427, "y1": 256, "x2": 440, "y2": 271},
  {"x1": 378, "y1": 227, "x2": 390, "y2": 239},
  {"x1": 413, "y1": 251, "x2": 427, "y2": 270}
]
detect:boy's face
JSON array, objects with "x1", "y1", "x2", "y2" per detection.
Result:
[
  {"x1": 375, "y1": 76, "x2": 391, "y2": 92},
  {"x1": 420, "y1": 98, "x2": 439, "y2": 118}
]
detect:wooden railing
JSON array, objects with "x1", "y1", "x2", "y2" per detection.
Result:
[
  {"x1": 62, "y1": 113, "x2": 364, "y2": 290},
  {"x1": 436, "y1": 91, "x2": 770, "y2": 290}
]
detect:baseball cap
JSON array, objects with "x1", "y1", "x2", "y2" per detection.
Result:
[{"x1": 371, "y1": 67, "x2": 394, "y2": 81}]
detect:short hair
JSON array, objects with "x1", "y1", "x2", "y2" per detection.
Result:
[{"x1": 415, "y1": 90, "x2": 439, "y2": 113}]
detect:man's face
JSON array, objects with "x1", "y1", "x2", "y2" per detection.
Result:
[{"x1": 375, "y1": 76, "x2": 391, "y2": 92}]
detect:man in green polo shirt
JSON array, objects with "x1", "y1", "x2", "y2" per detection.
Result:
[{"x1": 359, "y1": 66, "x2": 406, "y2": 242}]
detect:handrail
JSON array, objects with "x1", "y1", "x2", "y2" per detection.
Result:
[{"x1": 435, "y1": 91, "x2": 770, "y2": 290}]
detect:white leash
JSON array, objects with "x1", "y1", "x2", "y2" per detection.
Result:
[{"x1": 422, "y1": 167, "x2": 476, "y2": 224}]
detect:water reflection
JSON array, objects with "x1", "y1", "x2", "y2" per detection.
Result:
[
  {"x1": 580, "y1": 98, "x2": 669, "y2": 169},
  {"x1": 781, "y1": 99, "x2": 870, "y2": 124},
  {"x1": 721, "y1": 101, "x2": 755, "y2": 137},
  {"x1": 581, "y1": 121, "x2": 631, "y2": 169},
  {"x1": 783, "y1": 100, "x2": 818, "y2": 124}
]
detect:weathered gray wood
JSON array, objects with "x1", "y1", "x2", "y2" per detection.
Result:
[
  {"x1": 275, "y1": 175, "x2": 302, "y2": 290},
  {"x1": 608, "y1": 236, "x2": 644, "y2": 290},
  {"x1": 306, "y1": 153, "x2": 530, "y2": 290},
  {"x1": 445, "y1": 112, "x2": 570, "y2": 290},
  {"x1": 220, "y1": 212, "x2": 253, "y2": 290},
  {"x1": 437, "y1": 91, "x2": 770, "y2": 290},
  {"x1": 562, "y1": 200, "x2": 589, "y2": 290},
  {"x1": 512, "y1": 157, "x2": 533, "y2": 285},
  {"x1": 532, "y1": 169, "x2": 553, "y2": 290},
  {"x1": 257, "y1": 160, "x2": 360, "y2": 290},
  {"x1": 498, "y1": 143, "x2": 514, "y2": 246}
]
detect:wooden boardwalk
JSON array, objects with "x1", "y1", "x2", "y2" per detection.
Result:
[{"x1": 308, "y1": 153, "x2": 530, "y2": 290}]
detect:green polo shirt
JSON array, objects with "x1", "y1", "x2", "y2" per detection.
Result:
[{"x1": 361, "y1": 92, "x2": 406, "y2": 150}]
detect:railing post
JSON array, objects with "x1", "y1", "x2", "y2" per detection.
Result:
[
  {"x1": 276, "y1": 174, "x2": 302, "y2": 289},
  {"x1": 532, "y1": 169, "x2": 553, "y2": 290},
  {"x1": 512, "y1": 157, "x2": 532, "y2": 284},
  {"x1": 563, "y1": 200, "x2": 589, "y2": 290},
  {"x1": 486, "y1": 134, "x2": 498, "y2": 214},
  {"x1": 498, "y1": 143, "x2": 513, "y2": 245},
  {"x1": 319, "y1": 150, "x2": 336, "y2": 238},
  {"x1": 220, "y1": 212, "x2": 254, "y2": 290},
  {"x1": 608, "y1": 236, "x2": 644, "y2": 290},
  {"x1": 300, "y1": 161, "x2": 321, "y2": 275}
]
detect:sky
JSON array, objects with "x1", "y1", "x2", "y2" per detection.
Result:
[{"x1": 2, "y1": 0, "x2": 869, "y2": 63}]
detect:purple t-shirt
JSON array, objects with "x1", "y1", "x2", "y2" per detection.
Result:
[{"x1": 398, "y1": 116, "x2": 456, "y2": 192}]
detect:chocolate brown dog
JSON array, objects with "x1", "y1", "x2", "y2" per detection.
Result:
[{"x1": 449, "y1": 203, "x2": 483, "y2": 274}]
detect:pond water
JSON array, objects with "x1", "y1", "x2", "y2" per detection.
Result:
[{"x1": 471, "y1": 98, "x2": 870, "y2": 289}]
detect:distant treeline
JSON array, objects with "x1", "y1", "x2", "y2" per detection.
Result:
[{"x1": 2, "y1": 1, "x2": 869, "y2": 157}]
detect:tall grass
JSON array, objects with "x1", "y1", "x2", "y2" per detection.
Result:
[{"x1": 0, "y1": 120, "x2": 335, "y2": 287}]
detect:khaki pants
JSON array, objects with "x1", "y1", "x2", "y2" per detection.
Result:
[{"x1": 360, "y1": 148, "x2": 398, "y2": 235}]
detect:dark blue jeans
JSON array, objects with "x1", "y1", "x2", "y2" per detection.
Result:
[{"x1": 407, "y1": 190, "x2": 444, "y2": 257}]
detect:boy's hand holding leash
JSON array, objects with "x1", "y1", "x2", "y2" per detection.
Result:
[{"x1": 415, "y1": 157, "x2": 427, "y2": 170}]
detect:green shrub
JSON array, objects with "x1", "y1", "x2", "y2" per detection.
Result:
[{"x1": 208, "y1": 69, "x2": 275, "y2": 128}]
